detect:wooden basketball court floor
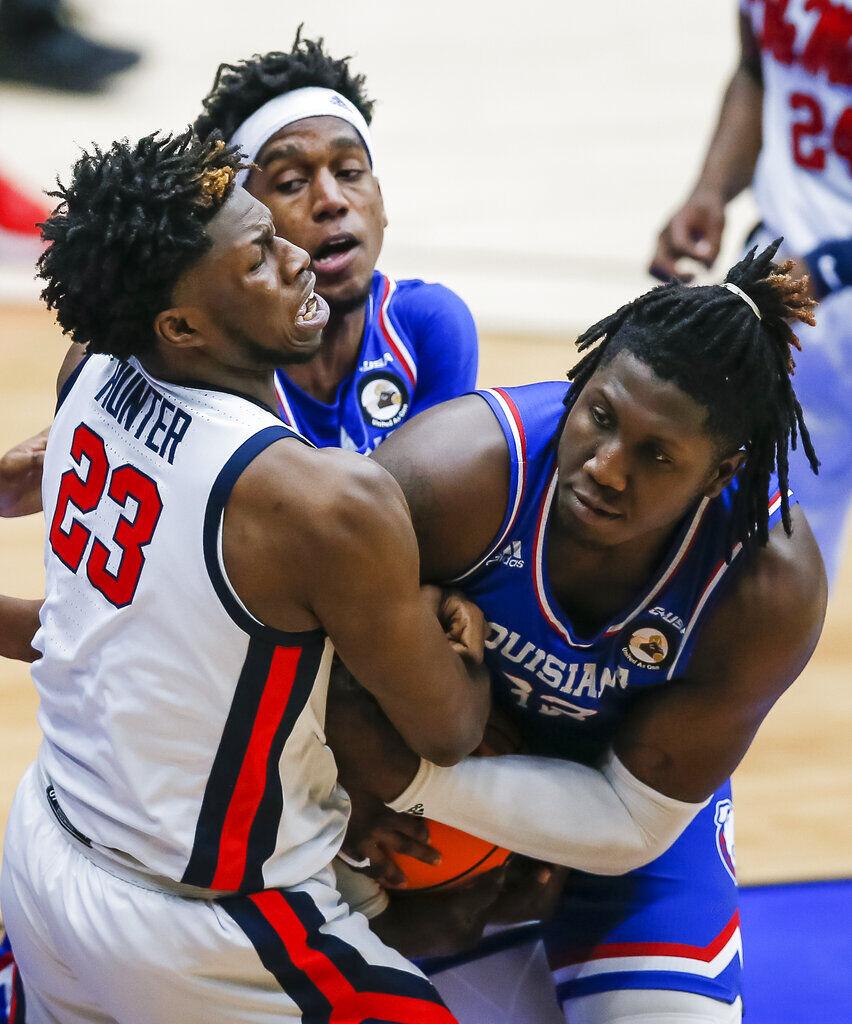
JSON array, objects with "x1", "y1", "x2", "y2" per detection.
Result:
[{"x1": 0, "y1": 302, "x2": 850, "y2": 886}]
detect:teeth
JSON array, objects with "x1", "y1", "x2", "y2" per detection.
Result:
[{"x1": 297, "y1": 292, "x2": 320, "y2": 324}]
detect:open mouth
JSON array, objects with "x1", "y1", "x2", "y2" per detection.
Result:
[
  {"x1": 312, "y1": 233, "x2": 359, "y2": 274},
  {"x1": 294, "y1": 281, "x2": 330, "y2": 332}
]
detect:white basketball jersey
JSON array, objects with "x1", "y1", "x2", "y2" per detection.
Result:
[
  {"x1": 742, "y1": 0, "x2": 852, "y2": 251},
  {"x1": 33, "y1": 354, "x2": 348, "y2": 893}
]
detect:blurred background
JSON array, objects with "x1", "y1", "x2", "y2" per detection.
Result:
[{"x1": 0, "y1": 1, "x2": 849, "y2": 1020}]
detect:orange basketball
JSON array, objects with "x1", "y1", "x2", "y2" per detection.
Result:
[
  {"x1": 390, "y1": 714, "x2": 519, "y2": 892},
  {"x1": 391, "y1": 818, "x2": 513, "y2": 892}
]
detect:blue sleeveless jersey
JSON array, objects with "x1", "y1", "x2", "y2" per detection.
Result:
[
  {"x1": 273, "y1": 271, "x2": 477, "y2": 453},
  {"x1": 449, "y1": 382, "x2": 790, "y2": 1006},
  {"x1": 456, "y1": 382, "x2": 788, "y2": 763}
]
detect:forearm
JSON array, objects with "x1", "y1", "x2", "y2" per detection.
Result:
[
  {"x1": 370, "y1": 644, "x2": 490, "y2": 767},
  {"x1": 690, "y1": 64, "x2": 762, "y2": 204},
  {"x1": 0, "y1": 595, "x2": 42, "y2": 661},
  {"x1": 387, "y1": 750, "x2": 706, "y2": 875}
]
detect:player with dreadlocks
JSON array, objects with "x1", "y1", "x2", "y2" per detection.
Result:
[
  {"x1": 0, "y1": 128, "x2": 489, "y2": 1023},
  {"x1": 330, "y1": 240, "x2": 827, "y2": 1022}
]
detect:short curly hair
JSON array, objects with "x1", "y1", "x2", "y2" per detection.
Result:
[
  {"x1": 38, "y1": 129, "x2": 243, "y2": 359},
  {"x1": 195, "y1": 27, "x2": 374, "y2": 144}
]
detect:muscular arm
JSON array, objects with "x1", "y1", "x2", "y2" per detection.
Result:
[
  {"x1": 371, "y1": 393, "x2": 509, "y2": 582},
  {"x1": 650, "y1": 13, "x2": 763, "y2": 279},
  {"x1": 381, "y1": 512, "x2": 827, "y2": 873},
  {"x1": 223, "y1": 441, "x2": 489, "y2": 766},
  {"x1": 615, "y1": 508, "x2": 826, "y2": 800}
]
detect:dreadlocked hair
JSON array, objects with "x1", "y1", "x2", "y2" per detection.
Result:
[
  {"x1": 38, "y1": 129, "x2": 244, "y2": 359},
  {"x1": 561, "y1": 239, "x2": 818, "y2": 557},
  {"x1": 195, "y1": 26, "x2": 374, "y2": 143}
]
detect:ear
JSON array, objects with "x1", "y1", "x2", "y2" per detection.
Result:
[
  {"x1": 702, "y1": 450, "x2": 746, "y2": 500},
  {"x1": 375, "y1": 178, "x2": 389, "y2": 229},
  {"x1": 154, "y1": 307, "x2": 204, "y2": 351}
]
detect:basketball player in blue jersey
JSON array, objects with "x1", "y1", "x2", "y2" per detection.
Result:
[
  {"x1": 337, "y1": 242, "x2": 828, "y2": 1023},
  {"x1": 194, "y1": 30, "x2": 478, "y2": 452},
  {"x1": 0, "y1": 130, "x2": 489, "y2": 1023}
]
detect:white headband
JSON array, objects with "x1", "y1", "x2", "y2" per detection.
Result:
[
  {"x1": 723, "y1": 282, "x2": 761, "y2": 320},
  {"x1": 230, "y1": 86, "x2": 375, "y2": 187}
]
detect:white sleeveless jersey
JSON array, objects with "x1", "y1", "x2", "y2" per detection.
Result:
[
  {"x1": 742, "y1": 0, "x2": 852, "y2": 251},
  {"x1": 33, "y1": 354, "x2": 348, "y2": 893}
]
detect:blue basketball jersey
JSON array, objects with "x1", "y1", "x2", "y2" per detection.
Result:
[
  {"x1": 455, "y1": 382, "x2": 789, "y2": 762},
  {"x1": 445, "y1": 381, "x2": 790, "y2": 1007},
  {"x1": 273, "y1": 271, "x2": 478, "y2": 453}
]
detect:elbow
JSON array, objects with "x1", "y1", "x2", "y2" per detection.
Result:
[
  {"x1": 591, "y1": 846, "x2": 661, "y2": 877},
  {"x1": 423, "y1": 718, "x2": 485, "y2": 767}
]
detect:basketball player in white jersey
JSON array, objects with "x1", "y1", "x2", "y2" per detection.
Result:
[
  {"x1": 651, "y1": 0, "x2": 852, "y2": 582},
  {"x1": 0, "y1": 129, "x2": 490, "y2": 1023}
]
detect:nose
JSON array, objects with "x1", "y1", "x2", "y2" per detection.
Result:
[
  {"x1": 311, "y1": 168, "x2": 348, "y2": 222},
  {"x1": 584, "y1": 439, "x2": 628, "y2": 494},
  {"x1": 276, "y1": 237, "x2": 311, "y2": 284}
]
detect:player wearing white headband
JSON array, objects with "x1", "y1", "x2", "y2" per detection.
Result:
[{"x1": 194, "y1": 32, "x2": 478, "y2": 453}]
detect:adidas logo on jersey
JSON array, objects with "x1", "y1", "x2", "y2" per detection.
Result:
[{"x1": 487, "y1": 540, "x2": 525, "y2": 569}]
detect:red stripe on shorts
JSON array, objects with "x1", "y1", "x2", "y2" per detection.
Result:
[{"x1": 250, "y1": 890, "x2": 458, "y2": 1024}]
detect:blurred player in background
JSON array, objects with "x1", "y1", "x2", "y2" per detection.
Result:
[
  {"x1": 0, "y1": 129, "x2": 489, "y2": 1023},
  {"x1": 340, "y1": 244, "x2": 827, "y2": 1023},
  {"x1": 195, "y1": 29, "x2": 478, "y2": 452},
  {"x1": 0, "y1": 0, "x2": 138, "y2": 91},
  {"x1": 650, "y1": 0, "x2": 851, "y2": 583}
]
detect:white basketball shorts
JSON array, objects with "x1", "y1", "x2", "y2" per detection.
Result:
[{"x1": 0, "y1": 764, "x2": 457, "y2": 1024}]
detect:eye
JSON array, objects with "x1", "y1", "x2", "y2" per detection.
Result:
[
  {"x1": 275, "y1": 177, "x2": 306, "y2": 195},
  {"x1": 590, "y1": 404, "x2": 611, "y2": 429},
  {"x1": 651, "y1": 447, "x2": 673, "y2": 466},
  {"x1": 337, "y1": 167, "x2": 365, "y2": 182},
  {"x1": 250, "y1": 238, "x2": 272, "y2": 272}
]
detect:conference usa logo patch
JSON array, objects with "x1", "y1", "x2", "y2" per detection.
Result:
[
  {"x1": 358, "y1": 370, "x2": 410, "y2": 429},
  {"x1": 714, "y1": 798, "x2": 736, "y2": 882}
]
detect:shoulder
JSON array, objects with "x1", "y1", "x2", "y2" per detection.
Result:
[
  {"x1": 236, "y1": 439, "x2": 408, "y2": 540},
  {"x1": 372, "y1": 393, "x2": 511, "y2": 580},
  {"x1": 688, "y1": 507, "x2": 827, "y2": 698},
  {"x1": 387, "y1": 278, "x2": 476, "y2": 337}
]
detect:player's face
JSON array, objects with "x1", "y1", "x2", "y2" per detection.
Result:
[
  {"x1": 176, "y1": 188, "x2": 329, "y2": 368},
  {"x1": 245, "y1": 116, "x2": 386, "y2": 312},
  {"x1": 555, "y1": 350, "x2": 742, "y2": 548}
]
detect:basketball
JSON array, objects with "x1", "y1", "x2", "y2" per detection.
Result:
[
  {"x1": 391, "y1": 818, "x2": 513, "y2": 893},
  {"x1": 390, "y1": 715, "x2": 519, "y2": 891}
]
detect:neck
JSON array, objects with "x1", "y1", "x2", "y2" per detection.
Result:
[
  {"x1": 283, "y1": 300, "x2": 367, "y2": 403},
  {"x1": 546, "y1": 514, "x2": 680, "y2": 630},
  {"x1": 138, "y1": 349, "x2": 278, "y2": 412}
]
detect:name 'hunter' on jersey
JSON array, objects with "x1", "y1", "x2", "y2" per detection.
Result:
[{"x1": 94, "y1": 361, "x2": 192, "y2": 464}]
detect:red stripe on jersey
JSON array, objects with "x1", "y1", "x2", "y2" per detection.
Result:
[
  {"x1": 377, "y1": 276, "x2": 417, "y2": 389},
  {"x1": 492, "y1": 387, "x2": 528, "y2": 463},
  {"x1": 250, "y1": 890, "x2": 458, "y2": 1024},
  {"x1": 554, "y1": 910, "x2": 740, "y2": 968},
  {"x1": 211, "y1": 646, "x2": 302, "y2": 891},
  {"x1": 8, "y1": 961, "x2": 20, "y2": 1023}
]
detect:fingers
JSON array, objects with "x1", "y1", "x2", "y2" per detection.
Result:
[
  {"x1": 440, "y1": 591, "x2": 486, "y2": 663},
  {"x1": 381, "y1": 828, "x2": 442, "y2": 865},
  {"x1": 649, "y1": 197, "x2": 725, "y2": 281}
]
